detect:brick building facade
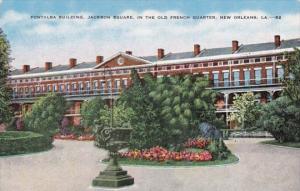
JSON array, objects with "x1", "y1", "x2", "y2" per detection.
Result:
[{"x1": 7, "y1": 35, "x2": 300, "y2": 127}]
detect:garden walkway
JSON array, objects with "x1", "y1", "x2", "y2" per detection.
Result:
[{"x1": 1, "y1": 138, "x2": 300, "y2": 191}]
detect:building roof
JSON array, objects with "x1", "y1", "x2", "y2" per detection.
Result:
[{"x1": 9, "y1": 37, "x2": 300, "y2": 77}]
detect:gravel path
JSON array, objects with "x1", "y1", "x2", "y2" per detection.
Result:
[{"x1": 1, "y1": 138, "x2": 300, "y2": 191}]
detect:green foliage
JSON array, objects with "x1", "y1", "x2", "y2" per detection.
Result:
[
  {"x1": 230, "y1": 92, "x2": 261, "y2": 129},
  {"x1": 207, "y1": 139, "x2": 230, "y2": 160},
  {"x1": 282, "y1": 48, "x2": 300, "y2": 104},
  {"x1": 257, "y1": 96, "x2": 300, "y2": 143},
  {"x1": 0, "y1": 131, "x2": 52, "y2": 156},
  {"x1": 118, "y1": 71, "x2": 165, "y2": 149},
  {"x1": 0, "y1": 28, "x2": 12, "y2": 124},
  {"x1": 94, "y1": 103, "x2": 135, "y2": 147},
  {"x1": 80, "y1": 97, "x2": 105, "y2": 128},
  {"x1": 149, "y1": 75, "x2": 216, "y2": 147},
  {"x1": 116, "y1": 71, "x2": 218, "y2": 149},
  {"x1": 24, "y1": 93, "x2": 67, "y2": 137}
]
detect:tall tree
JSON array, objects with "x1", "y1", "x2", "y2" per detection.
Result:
[
  {"x1": 80, "y1": 97, "x2": 105, "y2": 128},
  {"x1": 283, "y1": 48, "x2": 300, "y2": 104},
  {"x1": 150, "y1": 75, "x2": 217, "y2": 148},
  {"x1": 0, "y1": 28, "x2": 12, "y2": 124},
  {"x1": 24, "y1": 93, "x2": 67, "y2": 137},
  {"x1": 118, "y1": 70, "x2": 164, "y2": 149},
  {"x1": 230, "y1": 92, "x2": 261, "y2": 129}
]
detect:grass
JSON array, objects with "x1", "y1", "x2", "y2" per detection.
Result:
[
  {"x1": 105, "y1": 153, "x2": 239, "y2": 167},
  {"x1": 262, "y1": 140, "x2": 300, "y2": 148}
]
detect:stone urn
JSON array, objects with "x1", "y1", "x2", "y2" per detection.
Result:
[{"x1": 92, "y1": 127, "x2": 134, "y2": 188}]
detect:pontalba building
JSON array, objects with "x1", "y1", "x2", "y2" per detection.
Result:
[{"x1": 7, "y1": 35, "x2": 300, "y2": 127}]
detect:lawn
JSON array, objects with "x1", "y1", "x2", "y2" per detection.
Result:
[{"x1": 262, "y1": 140, "x2": 300, "y2": 148}]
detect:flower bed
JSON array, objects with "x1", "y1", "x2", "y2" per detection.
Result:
[
  {"x1": 53, "y1": 134, "x2": 95, "y2": 141},
  {"x1": 120, "y1": 146, "x2": 212, "y2": 162},
  {"x1": 183, "y1": 138, "x2": 209, "y2": 149}
]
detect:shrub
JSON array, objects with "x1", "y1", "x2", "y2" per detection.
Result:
[
  {"x1": 207, "y1": 139, "x2": 230, "y2": 160},
  {"x1": 24, "y1": 93, "x2": 67, "y2": 137},
  {"x1": 80, "y1": 97, "x2": 105, "y2": 128},
  {"x1": 0, "y1": 131, "x2": 52, "y2": 156},
  {"x1": 257, "y1": 96, "x2": 300, "y2": 142}
]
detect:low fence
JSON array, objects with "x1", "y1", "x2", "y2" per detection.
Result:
[{"x1": 221, "y1": 129, "x2": 273, "y2": 139}]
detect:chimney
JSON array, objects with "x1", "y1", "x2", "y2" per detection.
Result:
[
  {"x1": 45, "y1": 62, "x2": 52, "y2": 71},
  {"x1": 125, "y1": 51, "x2": 132, "y2": 55},
  {"x1": 274, "y1": 35, "x2": 281, "y2": 48},
  {"x1": 157, "y1": 48, "x2": 165, "y2": 59},
  {"x1": 194, "y1": 44, "x2": 200, "y2": 56},
  {"x1": 69, "y1": 58, "x2": 77, "y2": 68},
  {"x1": 232, "y1": 40, "x2": 239, "y2": 52},
  {"x1": 22, "y1": 65, "x2": 30, "y2": 73},
  {"x1": 96, "y1": 56, "x2": 103, "y2": 64}
]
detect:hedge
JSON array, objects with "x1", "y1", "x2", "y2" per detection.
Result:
[{"x1": 0, "y1": 131, "x2": 53, "y2": 156}]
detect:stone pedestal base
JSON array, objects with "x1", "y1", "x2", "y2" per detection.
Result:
[{"x1": 92, "y1": 169, "x2": 134, "y2": 188}]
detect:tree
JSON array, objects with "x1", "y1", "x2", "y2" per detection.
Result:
[
  {"x1": 80, "y1": 97, "x2": 105, "y2": 128},
  {"x1": 282, "y1": 48, "x2": 300, "y2": 104},
  {"x1": 258, "y1": 96, "x2": 300, "y2": 142},
  {"x1": 0, "y1": 28, "x2": 12, "y2": 124},
  {"x1": 24, "y1": 93, "x2": 67, "y2": 137},
  {"x1": 118, "y1": 70, "x2": 164, "y2": 149},
  {"x1": 230, "y1": 92, "x2": 261, "y2": 129},
  {"x1": 149, "y1": 75, "x2": 217, "y2": 148}
]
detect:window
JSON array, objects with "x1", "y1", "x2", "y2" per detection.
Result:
[
  {"x1": 121, "y1": 79, "x2": 127, "y2": 89},
  {"x1": 233, "y1": 60, "x2": 239, "y2": 64},
  {"x1": 266, "y1": 68, "x2": 273, "y2": 84},
  {"x1": 175, "y1": 65, "x2": 180, "y2": 69},
  {"x1": 266, "y1": 57, "x2": 272, "y2": 62},
  {"x1": 36, "y1": 86, "x2": 40, "y2": 93},
  {"x1": 244, "y1": 70, "x2": 250, "y2": 86},
  {"x1": 233, "y1": 71, "x2": 240, "y2": 86},
  {"x1": 107, "y1": 80, "x2": 111, "y2": 93},
  {"x1": 223, "y1": 61, "x2": 228, "y2": 65},
  {"x1": 158, "y1": 67, "x2": 162, "y2": 71},
  {"x1": 72, "y1": 83, "x2": 77, "y2": 94},
  {"x1": 47, "y1": 84, "x2": 51, "y2": 92},
  {"x1": 66, "y1": 83, "x2": 71, "y2": 94},
  {"x1": 85, "y1": 81, "x2": 90, "y2": 92},
  {"x1": 59, "y1": 84, "x2": 64, "y2": 92},
  {"x1": 78, "y1": 82, "x2": 83, "y2": 94},
  {"x1": 223, "y1": 72, "x2": 229, "y2": 87},
  {"x1": 255, "y1": 58, "x2": 260, "y2": 63},
  {"x1": 53, "y1": 84, "x2": 57, "y2": 92},
  {"x1": 213, "y1": 73, "x2": 219, "y2": 87},
  {"x1": 93, "y1": 81, "x2": 98, "y2": 94},
  {"x1": 100, "y1": 81, "x2": 105, "y2": 94},
  {"x1": 277, "y1": 67, "x2": 284, "y2": 79},
  {"x1": 255, "y1": 69, "x2": 261, "y2": 85},
  {"x1": 203, "y1": 63, "x2": 208, "y2": 67},
  {"x1": 244, "y1": 59, "x2": 249, "y2": 63},
  {"x1": 167, "y1": 66, "x2": 171, "y2": 70},
  {"x1": 184, "y1": 64, "x2": 190, "y2": 68},
  {"x1": 47, "y1": 77, "x2": 52, "y2": 80},
  {"x1": 213, "y1": 62, "x2": 218, "y2": 66},
  {"x1": 114, "y1": 79, "x2": 120, "y2": 93},
  {"x1": 277, "y1": 55, "x2": 283, "y2": 61},
  {"x1": 193, "y1": 63, "x2": 199, "y2": 68}
]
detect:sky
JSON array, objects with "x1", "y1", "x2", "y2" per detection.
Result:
[{"x1": 0, "y1": 0, "x2": 300, "y2": 69}]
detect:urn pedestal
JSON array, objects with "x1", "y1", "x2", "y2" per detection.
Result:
[{"x1": 92, "y1": 128, "x2": 134, "y2": 188}]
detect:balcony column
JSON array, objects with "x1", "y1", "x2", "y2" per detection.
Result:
[
  {"x1": 224, "y1": 93, "x2": 229, "y2": 126},
  {"x1": 268, "y1": 91, "x2": 274, "y2": 101}
]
